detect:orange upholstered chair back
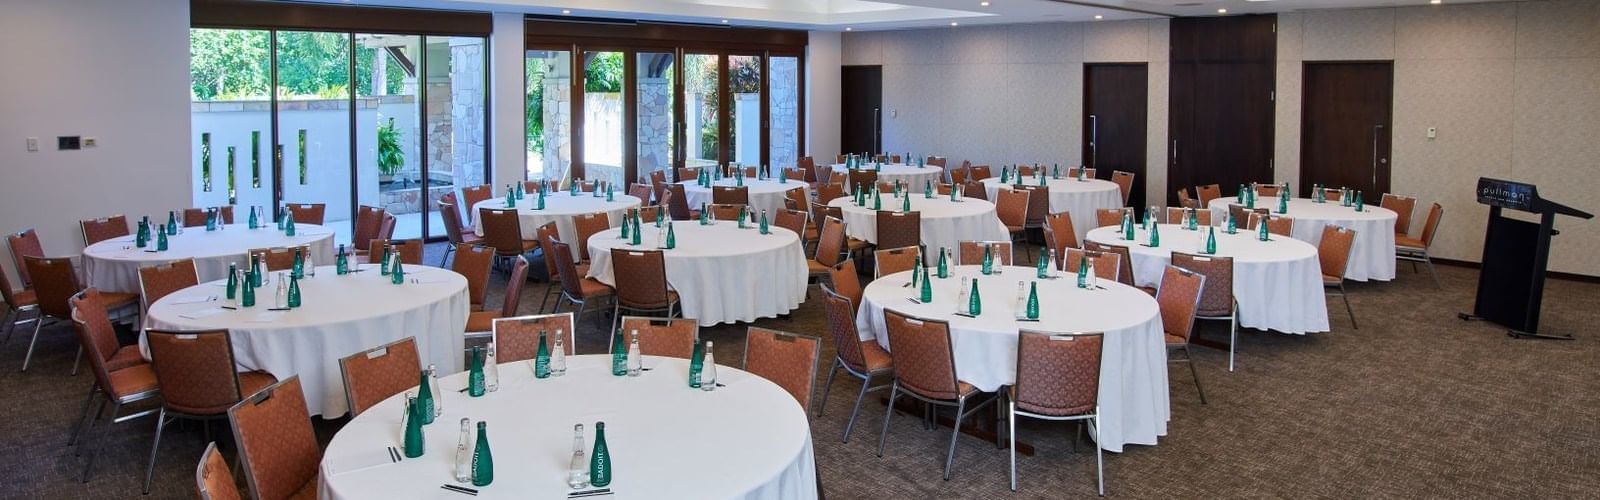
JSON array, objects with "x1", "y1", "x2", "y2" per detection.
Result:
[
  {"x1": 338, "y1": 337, "x2": 420, "y2": 417},
  {"x1": 1012, "y1": 331, "x2": 1102, "y2": 416},
  {"x1": 883, "y1": 310, "x2": 962, "y2": 400},
  {"x1": 228, "y1": 377, "x2": 320, "y2": 500},
  {"x1": 493, "y1": 313, "x2": 577, "y2": 362},
  {"x1": 743, "y1": 327, "x2": 822, "y2": 411},
  {"x1": 620, "y1": 316, "x2": 699, "y2": 359}
]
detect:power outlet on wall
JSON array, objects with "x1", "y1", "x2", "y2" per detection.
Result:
[
  {"x1": 1427, "y1": 127, "x2": 1437, "y2": 140},
  {"x1": 83, "y1": 137, "x2": 97, "y2": 148}
]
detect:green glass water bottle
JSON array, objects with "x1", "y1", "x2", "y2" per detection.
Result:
[
  {"x1": 249, "y1": 255, "x2": 263, "y2": 288},
  {"x1": 416, "y1": 370, "x2": 436, "y2": 424},
  {"x1": 1036, "y1": 252, "x2": 1049, "y2": 279},
  {"x1": 468, "y1": 346, "x2": 486, "y2": 397},
  {"x1": 1226, "y1": 213, "x2": 1238, "y2": 234},
  {"x1": 537, "y1": 187, "x2": 547, "y2": 210},
  {"x1": 284, "y1": 211, "x2": 296, "y2": 237},
  {"x1": 1149, "y1": 222, "x2": 1160, "y2": 247},
  {"x1": 630, "y1": 217, "x2": 642, "y2": 246},
  {"x1": 1206, "y1": 226, "x2": 1218, "y2": 254},
  {"x1": 403, "y1": 397, "x2": 425, "y2": 458},
  {"x1": 391, "y1": 258, "x2": 405, "y2": 285},
  {"x1": 1245, "y1": 188, "x2": 1256, "y2": 210},
  {"x1": 919, "y1": 266, "x2": 934, "y2": 303},
  {"x1": 688, "y1": 340, "x2": 705, "y2": 388},
  {"x1": 335, "y1": 244, "x2": 349, "y2": 275},
  {"x1": 240, "y1": 273, "x2": 256, "y2": 307},
  {"x1": 665, "y1": 222, "x2": 676, "y2": 249},
  {"x1": 1026, "y1": 282, "x2": 1040, "y2": 320},
  {"x1": 287, "y1": 275, "x2": 301, "y2": 308},
  {"x1": 611, "y1": 329, "x2": 628, "y2": 376},
  {"x1": 225, "y1": 264, "x2": 238, "y2": 301},
  {"x1": 872, "y1": 188, "x2": 882, "y2": 211},
  {"x1": 1278, "y1": 189, "x2": 1289, "y2": 214},
  {"x1": 1237, "y1": 184, "x2": 1246, "y2": 203},
  {"x1": 135, "y1": 220, "x2": 147, "y2": 248},
  {"x1": 967, "y1": 279, "x2": 982, "y2": 316},
  {"x1": 759, "y1": 210, "x2": 770, "y2": 235},
  {"x1": 292, "y1": 249, "x2": 304, "y2": 279},
  {"x1": 607, "y1": 183, "x2": 615, "y2": 202},
  {"x1": 248, "y1": 206, "x2": 259, "y2": 229},
  {"x1": 901, "y1": 192, "x2": 911, "y2": 213},
  {"x1": 925, "y1": 180, "x2": 933, "y2": 198},
  {"x1": 589, "y1": 422, "x2": 611, "y2": 487},
  {"x1": 471, "y1": 421, "x2": 494, "y2": 487},
  {"x1": 166, "y1": 212, "x2": 178, "y2": 235},
  {"x1": 699, "y1": 203, "x2": 710, "y2": 225},
  {"x1": 1123, "y1": 212, "x2": 1135, "y2": 240},
  {"x1": 1076, "y1": 255, "x2": 1089, "y2": 289},
  {"x1": 981, "y1": 245, "x2": 993, "y2": 275},
  {"x1": 206, "y1": 210, "x2": 218, "y2": 231},
  {"x1": 737, "y1": 207, "x2": 747, "y2": 229},
  {"x1": 655, "y1": 205, "x2": 665, "y2": 227},
  {"x1": 620, "y1": 215, "x2": 631, "y2": 240},
  {"x1": 534, "y1": 330, "x2": 551, "y2": 379},
  {"x1": 1000, "y1": 166, "x2": 1009, "y2": 184},
  {"x1": 1354, "y1": 191, "x2": 1364, "y2": 212},
  {"x1": 156, "y1": 225, "x2": 169, "y2": 251},
  {"x1": 1259, "y1": 218, "x2": 1271, "y2": 241}
]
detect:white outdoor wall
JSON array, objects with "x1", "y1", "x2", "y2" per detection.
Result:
[
  {"x1": 0, "y1": 0, "x2": 192, "y2": 280},
  {"x1": 807, "y1": 31, "x2": 843, "y2": 163},
  {"x1": 490, "y1": 12, "x2": 526, "y2": 188}
]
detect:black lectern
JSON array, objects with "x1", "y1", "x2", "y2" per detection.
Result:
[{"x1": 1459, "y1": 178, "x2": 1592, "y2": 339}]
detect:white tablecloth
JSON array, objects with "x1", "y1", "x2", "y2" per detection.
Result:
[
  {"x1": 472, "y1": 193, "x2": 641, "y2": 258},
  {"x1": 854, "y1": 265, "x2": 1167, "y2": 453},
  {"x1": 81, "y1": 223, "x2": 337, "y2": 294},
  {"x1": 146, "y1": 264, "x2": 470, "y2": 416},
  {"x1": 980, "y1": 177, "x2": 1124, "y2": 244},
  {"x1": 1206, "y1": 197, "x2": 1396, "y2": 282},
  {"x1": 827, "y1": 194, "x2": 1008, "y2": 258},
  {"x1": 828, "y1": 164, "x2": 945, "y2": 192},
  {"x1": 319, "y1": 355, "x2": 817, "y2": 500},
  {"x1": 1085, "y1": 224, "x2": 1330, "y2": 334},
  {"x1": 587, "y1": 223, "x2": 808, "y2": 326},
  {"x1": 679, "y1": 179, "x2": 809, "y2": 218}
]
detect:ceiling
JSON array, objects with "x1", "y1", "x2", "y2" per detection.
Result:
[{"x1": 299, "y1": 0, "x2": 1530, "y2": 30}]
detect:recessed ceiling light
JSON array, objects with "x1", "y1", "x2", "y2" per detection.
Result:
[
  {"x1": 1430, "y1": 0, "x2": 1442, "y2": 3},
  {"x1": 950, "y1": 21, "x2": 959, "y2": 26},
  {"x1": 845, "y1": 27, "x2": 853, "y2": 31},
  {"x1": 561, "y1": 9, "x2": 571, "y2": 14},
  {"x1": 1094, "y1": 15, "x2": 1103, "y2": 19},
  {"x1": 979, "y1": 1, "x2": 990, "y2": 6},
  {"x1": 1217, "y1": 8, "x2": 1228, "y2": 13},
  {"x1": 721, "y1": 19, "x2": 729, "y2": 23}
]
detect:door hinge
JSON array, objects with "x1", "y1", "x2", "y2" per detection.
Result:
[{"x1": 1270, "y1": 91, "x2": 1276, "y2": 101}]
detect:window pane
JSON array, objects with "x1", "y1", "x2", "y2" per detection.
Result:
[
  {"x1": 355, "y1": 34, "x2": 422, "y2": 239},
  {"x1": 526, "y1": 50, "x2": 572, "y2": 184},
  {"x1": 728, "y1": 55, "x2": 761, "y2": 170},
  {"x1": 425, "y1": 36, "x2": 488, "y2": 238},
  {"x1": 636, "y1": 52, "x2": 674, "y2": 183},
  {"x1": 582, "y1": 51, "x2": 625, "y2": 187},
  {"x1": 685, "y1": 53, "x2": 719, "y2": 169},
  {"x1": 276, "y1": 30, "x2": 354, "y2": 241},
  {"x1": 191, "y1": 28, "x2": 272, "y2": 211},
  {"x1": 768, "y1": 56, "x2": 799, "y2": 173}
]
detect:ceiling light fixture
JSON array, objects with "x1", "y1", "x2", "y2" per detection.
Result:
[
  {"x1": 1430, "y1": 0, "x2": 1442, "y2": 3},
  {"x1": 980, "y1": 1, "x2": 990, "y2": 6},
  {"x1": 1217, "y1": 8, "x2": 1228, "y2": 13},
  {"x1": 950, "y1": 21, "x2": 959, "y2": 26},
  {"x1": 1094, "y1": 15, "x2": 1103, "y2": 19},
  {"x1": 561, "y1": 9, "x2": 571, "y2": 14},
  {"x1": 845, "y1": 27, "x2": 853, "y2": 31},
  {"x1": 721, "y1": 19, "x2": 729, "y2": 23}
]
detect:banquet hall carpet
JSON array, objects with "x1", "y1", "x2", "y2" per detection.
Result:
[{"x1": 0, "y1": 242, "x2": 1595, "y2": 499}]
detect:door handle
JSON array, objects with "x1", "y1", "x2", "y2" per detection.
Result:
[
  {"x1": 1371, "y1": 125, "x2": 1384, "y2": 189},
  {"x1": 1088, "y1": 114, "x2": 1098, "y2": 168},
  {"x1": 1171, "y1": 139, "x2": 1178, "y2": 164}
]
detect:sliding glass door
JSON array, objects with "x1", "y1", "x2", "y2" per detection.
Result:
[
  {"x1": 525, "y1": 49, "x2": 572, "y2": 184},
  {"x1": 683, "y1": 53, "x2": 720, "y2": 170},
  {"x1": 275, "y1": 31, "x2": 355, "y2": 236},
  {"x1": 768, "y1": 55, "x2": 800, "y2": 173}
]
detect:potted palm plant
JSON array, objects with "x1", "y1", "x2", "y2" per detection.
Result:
[{"x1": 377, "y1": 117, "x2": 405, "y2": 184}]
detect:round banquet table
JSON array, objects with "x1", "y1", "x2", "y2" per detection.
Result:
[
  {"x1": 980, "y1": 177, "x2": 1124, "y2": 244},
  {"x1": 145, "y1": 264, "x2": 469, "y2": 417},
  {"x1": 678, "y1": 179, "x2": 809, "y2": 218},
  {"x1": 827, "y1": 194, "x2": 1009, "y2": 258},
  {"x1": 1085, "y1": 224, "x2": 1329, "y2": 334},
  {"x1": 1206, "y1": 197, "x2": 1397, "y2": 282},
  {"x1": 854, "y1": 265, "x2": 1168, "y2": 453},
  {"x1": 471, "y1": 192, "x2": 641, "y2": 258},
  {"x1": 318, "y1": 355, "x2": 817, "y2": 500},
  {"x1": 81, "y1": 223, "x2": 337, "y2": 294},
  {"x1": 587, "y1": 222, "x2": 808, "y2": 326},
  {"x1": 828, "y1": 163, "x2": 945, "y2": 192}
]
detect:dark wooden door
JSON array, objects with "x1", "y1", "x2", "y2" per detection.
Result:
[
  {"x1": 840, "y1": 65, "x2": 882, "y2": 155},
  {"x1": 1301, "y1": 62, "x2": 1393, "y2": 197},
  {"x1": 1083, "y1": 63, "x2": 1148, "y2": 209},
  {"x1": 1168, "y1": 15, "x2": 1277, "y2": 205}
]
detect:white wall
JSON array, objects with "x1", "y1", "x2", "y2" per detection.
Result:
[
  {"x1": 490, "y1": 12, "x2": 526, "y2": 188},
  {"x1": 807, "y1": 31, "x2": 842, "y2": 163},
  {"x1": 0, "y1": 0, "x2": 192, "y2": 280}
]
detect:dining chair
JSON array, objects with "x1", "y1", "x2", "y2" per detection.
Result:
[
  {"x1": 958, "y1": 240, "x2": 1013, "y2": 266},
  {"x1": 799, "y1": 156, "x2": 819, "y2": 185},
  {"x1": 1226, "y1": 204, "x2": 1268, "y2": 228},
  {"x1": 182, "y1": 207, "x2": 234, "y2": 228},
  {"x1": 349, "y1": 206, "x2": 387, "y2": 258},
  {"x1": 79, "y1": 215, "x2": 131, "y2": 247},
  {"x1": 249, "y1": 245, "x2": 311, "y2": 272},
  {"x1": 1247, "y1": 213, "x2": 1294, "y2": 237},
  {"x1": 926, "y1": 156, "x2": 947, "y2": 168},
  {"x1": 1171, "y1": 252, "x2": 1239, "y2": 371},
  {"x1": 1254, "y1": 184, "x2": 1282, "y2": 197},
  {"x1": 1063, "y1": 248, "x2": 1122, "y2": 283},
  {"x1": 338, "y1": 337, "x2": 420, "y2": 418},
  {"x1": 492, "y1": 313, "x2": 578, "y2": 362},
  {"x1": 619, "y1": 316, "x2": 699, "y2": 359},
  {"x1": 846, "y1": 170, "x2": 880, "y2": 195},
  {"x1": 816, "y1": 284, "x2": 893, "y2": 442},
  {"x1": 478, "y1": 208, "x2": 539, "y2": 264},
  {"x1": 1041, "y1": 213, "x2": 1079, "y2": 269},
  {"x1": 228, "y1": 376, "x2": 320, "y2": 500},
  {"x1": 708, "y1": 204, "x2": 747, "y2": 221},
  {"x1": 1081, "y1": 242, "x2": 1144, "y2": 292},
  {"x1": 667, "y1": 184, "x2": 697, "y2": 220},
  {"x1": 628, "y1": 183, "x2": 653, "y2": 204},
  {"x1": 968, "y1": 165, "x2": 993, "y2": 181},
  {"x1": 1320, "y1": 187, "x2": 1343, "y2": 202},
  {"x1": 712, "y1": 186, "x2": 750, "y2": 206},
  {"x1": 1175, "y1": 189, "x2": 1198, "y2": 210},
  {"x1": 1094, "y1": 208, "x2": 1131, "y2": 228},
  {"x1": 459, "y1": 185, "x2": 494, "y2": 224},
  {"x1": 607, "y1": 247, "x2": 676, "y2": 333},
  {"x1": 817, "y1": 183, "x2": 846, "y2": 204},
  {"x1": 962, "y1": 180, "x2": 989, "y2": 201},
  {"x1": 284, "y1": 203, "x2": 326, "y2": 225},
  {"x1": 675, "y1": 167, "x2": 701, "y2": 184},
  {"x1": 1074, "y1": 167, "x2": 1098, "y2": 179},
  {"x1": 1195, "y1": 184, "x2": 1222, "y2": 207},
  {"x1": 1396, "y1": 203, "x2": 1444, "y2": 289},
  {"x1": 950, "y1": 168, "x2": 969, "y2": 185},
  {"x1": 465, "y1": 256, "x2": 529, "y2": 333},
  {"x1": 807, "y1": 216, "x2": 847, "y2": 282},
  {"x1": 649, "y1": 170, "x2": 669, "y2": 202},
  {"x1": 68, "y1": 289, "x2": 161, "y2": 484},
  {"x1": 451, "y1": 244, "x2": 496, "y2": 313},
  {"x1": 1111, "y1": 171, "x2": 1136, "y2": 205},
  {"x1": 144, "y1": 328, "x2": 277, "y2": 493},
  {"x1": 195, "y1": 441, "x2": 241, "y2": 500},
  {"x1": 783, "y1": 187, "x2": 808, "y2": 211},
  {"x1": 552, "y1": 239, "x2": 616, "y2": 324},
  {"x1": 572, "y1": 212, "x2": 612, "y2": 262},
  {"x1": 744, "y1": 328, "x2": 823, "y2": 414},
  {"x1": 364, "y1": 239, "x2": 423, "y2": 266},
  {"x1": 1006, "y1": 330, "x2": 1105, "y2": 495},
  {"x1": 877, "y1": 309, "x2": 997, "y2": 480},
  {"x1": 825, "y1": 259, "x2": 863, "y2": 314},
  {"x1": 438, "y1": 201, "x2": 483, "y2": 267},
  {"x1": 24, "y1": 257, "x2": 138, "y2": 373},
  {"x1": 137, "y1": 259, "x2": 199, "y2": 326},
  {"x1": 997, "y1": 190, "x2": 1033, "y2": 255},
  {"x1": 1019, "y1": 186, "x2": 1051, "y2": 262},
  {"x1": 7, "y1": 228, "x2": 45, "y2": 286},
  {"x1": 1165, "y1": 207, "x2": 1212, "y2": 227},
  {"x1": 1319, "y1": 225, "x2": 1360, "y2": 329},
  {"x1": 1156, "y1": 265, "x2": 1207, "y2": 404},
  {"x1": 533, "y1": 222, "x2": 566, "y2": 311},
  {"x1": 1382, "y1": 193, "x2": 1418, "y2": 237},
  {"x1": 0, "y1": 264, "x2": 39, "y2": 346},
  {"x1": 873, "y1": 246, "x2": 920, "y2": 278},
  {"x1": 638, "y1": 204, "x2": 664, "y2": 224},
  {"x1": 875, "y1": 210, "x2": 921, "y2": 254}
]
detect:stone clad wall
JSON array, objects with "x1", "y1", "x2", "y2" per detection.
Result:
[
  {"x1": 450, "y1": 39, "x2": 487, "y2": 189},
  {"x1": 769, "y1": 57, "x2": 800, "y2": 171},
  {"x1": 637, "y1": 77, "x2": 672, "y2": 181}
]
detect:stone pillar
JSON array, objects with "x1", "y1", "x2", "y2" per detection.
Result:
[
  {"x1": 769, "y1": 57, "x2": 799, "y2": 171},
  {"x1": 636, "y1": 77, "x2": 671, "y2": 181},
  {"x1": 543, "y1": 77, "x2": 572, "y2": 183},
  {"x1": 449, "y1": 38, "x2": 485, "y2": 189}
]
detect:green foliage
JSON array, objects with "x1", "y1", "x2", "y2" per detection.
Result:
[
  {"x1": 584, "y1": 52, "x2": 623, "y2": 92},
  {"x1": 377, "y1": 117, "x2": 405, "y2": 176},
  {"x1": 191, "y1": 29, "x2": 409, "y2": 101},
  {"x1": 526, "y1": 57, "x2": 549, "y2": 153}
]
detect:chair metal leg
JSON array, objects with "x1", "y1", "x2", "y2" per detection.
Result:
[
  {"x1": 82, "y1": 402, "x2": 121, "y2": 483},
  {"x1": 842, "y1": 373, "x2": 872, "y2": 443},
  {"x1": 67, "y1": 386, "x2": 98, "y2": 446},
  {"x1": 609, "y1": 303, "x2": 621, "y2": 336},
  {"x1": 76, "y1": 399, "x2": 106, "y2": 456},
  {"x1": 1184, "y1": 346, "x2": 1207, "y2": 404},
  {"x1": 816, "y1": 360, "x2": 840, "y2": 417},
  {"x1": 1227, "y1": 306, "x2": 1238, "y2": 372},
  {"x1": 1007, "y1": 401, "x2": 1018, "y2": 491},
  {"x1": 71, "y1": 345, "x2": 83, "y2": 376},
  {"x1": 1425, "y1": 255, "x2": 1440, "y2": 289},
  {"x1": 20, "y1": 317, "x2": 44, "y2": 372},
  {"x1": 142, "y1": 409, "x2": 169, "y2": 494},
  {"x1": 1092, "y1": 415, "x2": 1105, "y2": 496},
  {"x1": 943, "y1": 398, "x2": 967, "y2": 480},
  {"x1": 876, "y1": 385, "x2": 899, "y2": 457},
  {"x1": 0, "y1": 309, "x2": 14, "y2": 345},
  {"x1": 439, "y1": 245, "x2": 455, "y2": 268},
  {"x1": 1339, "y1": 283, "x2": 1358, "y2": 330}
]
